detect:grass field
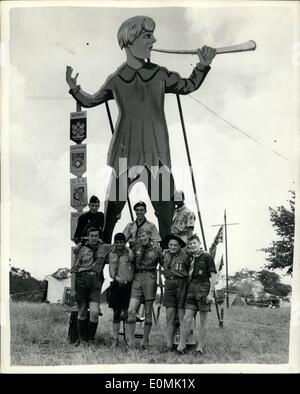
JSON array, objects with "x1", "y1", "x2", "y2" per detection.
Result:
[{"x1": 9, "y1": 301, "x2": 290, "y2": 366}]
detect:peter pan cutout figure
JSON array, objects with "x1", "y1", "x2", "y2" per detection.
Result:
[{"x1": 66, "y1": 16, "x2": 216, "y2": 243}]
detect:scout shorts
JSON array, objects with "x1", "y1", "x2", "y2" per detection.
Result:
[
  {"x1": 185, "y1": 279, "x2": 211, "y2": 312},
  {"x1": 108, "y1": 281, "x2": 132, "y2": 310},
  {"x1": 163, "y1": 277, "x2": 189, "y2": 308},
  {"x1": 130, "y1": 271, "x2": 157, "y2": 302},
  {"x1": 75, "y1": 271, "x2": 103, "y2": 304}
]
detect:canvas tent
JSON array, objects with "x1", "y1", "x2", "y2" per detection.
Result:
[
  {"x1": 45, "y1": 268, "x2": 71, "y2": 303},
  {"x1": 45, "y1": 266, "x2": 111, "y2": 304}
]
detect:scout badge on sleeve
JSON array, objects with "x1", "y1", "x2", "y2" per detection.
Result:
[
  {"x1": 70, "y1": 177, "x2": 88, "y2": 211},
  {"x1": 70, "y1": 111, "x2": 87, "y2": 144},
  {"x1": 70, "y1": 144, "x2": 87, "y2": 177}
]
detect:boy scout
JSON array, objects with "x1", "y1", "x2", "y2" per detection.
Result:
[
  {"x1": 126, "y1": 229, "x2": 163, "y2": 349},
  {"x1": 176, "y1": 235, "x2": 217, "y2": 355},
  {"x1": 107, "y1": 233, "x2": 135, "y2": 348},
  {"x1": 162, "y1": 234, "x2": 190, "y2": 351},
  {"x1": 73, "y1": 195, "x2": 104, "y2": 245},
  {"x1": 123, "y1": 201, "x2": 161, "y2": 248},
  {"x1": 171, "y1": 190, "x2": 196, "y2": 244},
  {"x1": 70, "y1": 227, "x2": 112, "y2": 344}
]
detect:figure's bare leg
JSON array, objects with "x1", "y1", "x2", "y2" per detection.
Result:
[
  {"x1": 141, "y1": 300, "x2": 154, "y2": 349},
  {"x1": 126, "y1": 298, "x2": 141, "y2": 348},
  {"x1": 147, "y1": 166, "x2": 175, "y2": 244},
  {"x1": 166, "y1": 307, "x2": 176, "y2": 348},
  {"x1": 177, "y1": 308, "x2": 194, "y2": 351}
]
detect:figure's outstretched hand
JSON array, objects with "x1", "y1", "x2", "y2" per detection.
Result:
[
  {"x1": 66, "y1": 65, "x2": 79, "y2": 90},
  {"x1": 197, "y1": 46, "x2": 217, "y2": 66}
]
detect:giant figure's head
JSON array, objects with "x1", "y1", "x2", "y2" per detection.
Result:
[{"x1": 117, "y1": 16, "x2": 156, "y2": 59}]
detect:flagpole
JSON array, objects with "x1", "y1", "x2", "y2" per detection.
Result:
[{"x1": 224, "y1": 210, "x2": 229, "y2": 308}]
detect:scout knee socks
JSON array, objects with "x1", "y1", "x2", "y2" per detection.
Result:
[
  {"x1": 126, "y1": 318, "x2": 136, "y2": 348},
  {"x1": 113, "y1": 323, "x2": 120, "y2": 342},
  {"x1": 77, "y1": 318, "x2": 89, "y2": 342},
  {"x1": 88, "y1": 321, "x2": 98, "y2": 341}
]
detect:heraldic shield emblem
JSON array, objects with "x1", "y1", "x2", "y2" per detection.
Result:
[
  {"x1": 70, "y1": 111, "x2": 87, "y2": 144},
  {"x1": 70, "y1": 177, "x2": 88, "y2": 211},
  {"x1": 70, "y1": 144, "x2": 86, "y2": 177}
]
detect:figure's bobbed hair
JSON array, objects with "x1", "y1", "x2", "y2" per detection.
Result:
[{"x1": 117, "y1": 16, "x2": 155, "y2": 49}]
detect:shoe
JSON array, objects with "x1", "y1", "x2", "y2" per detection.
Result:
[
  {"x1": 161, "y1": 345, "x2": 173, "y2": 353},
  {"x1": 176, "y1": 348, "x2": 186, "y2": 355},
  {"x1": 111, "y1": 339, "x2": 119, "y2": 348},
  {"x1": 140, "y1": 341, "x2": 149, "y2": 350},
  {"x1": 195, "y1": 349, "x2": 203, "y2": 355},
  {"x1": 136, "y1": 314, "x2": 145, "y2": 323}
]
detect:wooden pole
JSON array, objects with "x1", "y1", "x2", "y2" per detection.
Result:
[
  {"x1": 224, "y1": 210, "x2": 229, "y2": 308},
  {"x1": 176, "y1": 94, "x2": 224, "y2": 327},
  {"x1": 76, "y1": 101, "x2": 82, "y2": 112},
  {"x1": 176, "y1": 95, "x2": 207, "y2": 250}
]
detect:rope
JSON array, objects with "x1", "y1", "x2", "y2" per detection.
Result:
[{"x1": 188, "y1": 94, "x2": 292, "y2": 163}]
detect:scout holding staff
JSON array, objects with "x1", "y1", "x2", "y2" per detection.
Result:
[
  {"x1": 176, "y1": 235, "x2": 217, "y2": 355},
  {"x1": 70, "y1": 227, "x2": 112, "y2": 344},
  {"x1": 107, "y1": 233, "x2": 135, "y2": 348},
  {"x1": 162, "y1": 234, "x2": 190, "y2": 352}
]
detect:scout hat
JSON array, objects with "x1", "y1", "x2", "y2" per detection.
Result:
[
  {"x1": 133, "y1": 201, "x2": 147, "y2": 210},
  {"x1": 164, "y1": 234, "x2": 186, "y2": 248}
]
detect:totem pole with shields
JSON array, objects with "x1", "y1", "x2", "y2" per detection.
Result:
[{"x1": 65, "y1": 106, "x2": 87, "y2": 344}]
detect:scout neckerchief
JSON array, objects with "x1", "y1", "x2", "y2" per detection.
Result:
[
  {"x1": 86, "y1": 242, "x2": 98, "y2": 261},
  {"x1": 113, "y1": 247, "x2": 127, "y2": 280},
  {"x1": 135, "y1": 218, "x2": 147, "y2": 235},
  {"x1": 188, "y1": 248, "x2": 205, "y2": 280}
]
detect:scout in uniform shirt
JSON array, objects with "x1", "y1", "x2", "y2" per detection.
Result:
[
  {"x1": 73, "y1": 195, "x2": 104, "y2": 245},
  {"x1": 126, "y1": 229, "x2": 163, "y2": 349},
  {"x1": 162, "y1": 234, "x2": 190, "y2": 352},
  {"x1": 171, "y1": 190, "x2": 196, "y2": 245},
  {"x1": 176, "y1": 235, "x2": 217, "y2": 355},
  {"x1": 66, "y1": 16, "x2": 216, "y2": 244},
  {"x1": 107, "y1": 233, "x2": 135, "y2": 348},
  {"x1": 123, "y1": 201, "x2": 161, "y2": 248},
  {"x1": 70, "y1": 227, "x2": 112, "y2": 344}
]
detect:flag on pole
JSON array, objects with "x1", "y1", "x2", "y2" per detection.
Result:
[{"x1": 209, "y1": 225, "x2": 224, "y2": 272}]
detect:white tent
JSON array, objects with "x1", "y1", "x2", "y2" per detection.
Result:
[
  {"x1": 45, "y1": 266, "x2": 111, "y2": 304},
  {"x1": 45, "y1": 274, "x2": 71, "y2": 303}
]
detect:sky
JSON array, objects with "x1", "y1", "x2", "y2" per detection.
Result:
[{"x1": 3, "y1": 1, "x2": 299, "y2": 281}]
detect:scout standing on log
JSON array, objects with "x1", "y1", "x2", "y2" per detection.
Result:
[{"x1": 66, "y1": 15, "x2": 216, "y2": 243}]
